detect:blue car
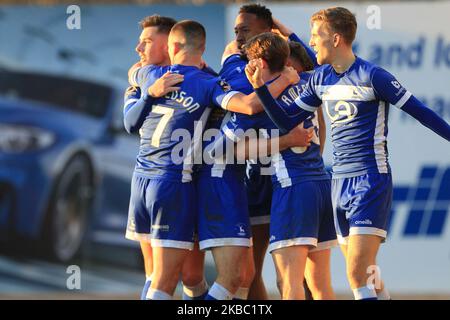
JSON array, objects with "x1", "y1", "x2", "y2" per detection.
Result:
[{"x1": 0, "y1": 68, "x2": 140, "y2": 262}]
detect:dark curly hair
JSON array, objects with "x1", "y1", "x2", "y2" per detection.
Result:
[{"x1": 239, "y1": 4, "x2": 273, "y2": 29}]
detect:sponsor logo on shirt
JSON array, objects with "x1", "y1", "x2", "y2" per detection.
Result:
[
  {"x1": 355, "y1": 219, "x2": 373, "y2": 225},
  {"x1": 325, "y1": 100, "x2": 359, "y2": 124},
  {"x1": 151, "y1": 225, "x2": 170, "y2": 232}
]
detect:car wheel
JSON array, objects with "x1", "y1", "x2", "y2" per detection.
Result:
[{"x1": 43, "y1": 155, "x2": 93, "y2": 262}]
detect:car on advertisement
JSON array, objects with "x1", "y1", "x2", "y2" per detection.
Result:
[{"x1": 0, "y1": 68, "x2": 140, "y2": 262}]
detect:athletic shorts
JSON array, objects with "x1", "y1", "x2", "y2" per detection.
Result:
[
  {"x1": 125, "y1": 173, "x2": 196, "y2": 250},
  {"x1": 197, "y1": 173, "x2": 251, "y2": 250},
  {"x1": 332, "y1": 172, "x2": 393, "y2": 245},
  {"x1": 268, "y1": 179, "x2": 337, "y2": 253}
]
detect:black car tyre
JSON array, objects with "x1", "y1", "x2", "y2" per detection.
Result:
[{"x1": 42, "y1": 154, "x2": 93, "y2": 262}]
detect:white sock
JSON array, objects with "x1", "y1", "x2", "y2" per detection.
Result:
[
  {"x1": 208, "y1": 282, "x2": 233, "y2": 300},
  {"x1": 353, "y1": 286, "x2": 377, "y2": 300},
  {"x1": 234, "y1": 287, "x2": 249, "y2": 300},
  {"x1": 146, "y1": 274, "x2": 153, "y2": 282},
  {"x1": 377, "y1": 288, "x2": 391, "y2": 300},
  {"x1": 183, "y1": 278, "x2": 209, "y2": 298},
  {"x1": 146, "y1": 288, "x2": 172, "y2": 300}
]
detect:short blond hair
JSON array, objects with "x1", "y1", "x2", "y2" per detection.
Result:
[{"x1": 311, "y1": 7, "x2": 357, "y2": 45}]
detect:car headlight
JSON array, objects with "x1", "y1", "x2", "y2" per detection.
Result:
[{"x1": 0, "y1": 124, "x2": 55, "y2": 153}]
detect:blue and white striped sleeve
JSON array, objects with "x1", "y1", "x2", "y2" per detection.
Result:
[
  {"x1": 370, "y1": 67, "x2": 412, "y2": 109},
  {"x1": 123, "y1": 86, "x2": 155, "y2": 134},
  {"x1": 294, "y1": 71, "x2": 322, "y2": 112},
  {"x1": 210, "y1": 78, "x2": 240, "y2": 110},
  {"x1": 372, "y1": 67, "x2": 450, "y2": 141},
  {"x1": 129, "y1": 64, "x2": 159, "y2": 87}
]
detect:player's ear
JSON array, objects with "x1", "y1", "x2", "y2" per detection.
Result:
[
  {"x1": 261, "y1": 59, "x2": 269, "y2": 69},
  {"x1": 199, "y1": 42, "x2": 206, "y2": 54},
  {"x1": 333, "y1": 33, "x2": 340, "y2": 48},
  {"x1": 162, "y1": 42, "x2": 170, "y2": 58},
  {"x1": 162, "y1": 41, "x2": 169, "y2": 52},
  {"x1": 172, "y1": 42, "x2": 182, "y2": 56}
]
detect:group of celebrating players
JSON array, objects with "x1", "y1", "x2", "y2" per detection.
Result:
[{"x1": 122, "y1": 4, "x2": 450, "y2": 300}]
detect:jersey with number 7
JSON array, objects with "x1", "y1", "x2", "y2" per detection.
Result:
[{"x1": 127, "y1": 64, "x2": 237, "y2": 182}]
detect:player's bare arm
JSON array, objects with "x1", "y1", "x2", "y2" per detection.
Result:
[{"x1": 235, "y1": 123, "x2": 313, "y2": 161}]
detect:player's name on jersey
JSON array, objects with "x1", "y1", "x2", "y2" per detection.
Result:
[
  {"x1": 279, "y1": 83, "x2": 304, "y2": 106},
  {"x1": 164, "y1": 90, "x2": 201, "y2": 113}
]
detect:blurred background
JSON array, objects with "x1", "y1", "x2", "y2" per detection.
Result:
[{"x1": 0, "y1": 0, "x2": 449, "y2": 299}]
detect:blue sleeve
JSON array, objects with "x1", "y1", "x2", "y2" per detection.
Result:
[
  {"x1": 210, "y1": 78, "x2": 240, "y2": 109},
  {"x1": 222, "y1": 54, "x2": 245, "y2": 70},
  {"x1": 402, "y1": 96, "x2": 450, "y2": 141},
  {"x1": 372, "y1": 67, "x2": 450, "y2": 141},
  {"x1": 296, "y1": 71, "x2": 322, "y2": 112},
  {"x1": 130, "y1": 64, "x2": 161, "y2": 87},
  {"x1": 288, "y1": 33, "x2": 318, "y2": 67},
  {"x1": 123, "y1": 86, "x2": 154, "y2": 134},
  {"x1": 371, "y1": 67, "x2": 412, "y2": 107},
  {"x1": 255, "y1": 85, "x2": 314, "y2": 134}
]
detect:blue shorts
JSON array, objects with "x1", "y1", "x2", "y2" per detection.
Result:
[
  {"x1": 332, "y1": 172, "x2": 393, "y2": 245},
  {"x1": 125, "y1": 173, "x2": 196, "y2": 250},
  {"x1": 268, "y1": 179, "x2": 337, "y2": 253},
  {"x1": 246, "y1": 168, "x2": 272, "y2": 226},
  {"x1": 197, "y1": 172, "x2": 251, "y2": 250}
]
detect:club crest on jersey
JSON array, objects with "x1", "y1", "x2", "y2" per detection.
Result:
[
  {"x1": 218, "y1": 79, "x2": 231, "y2": 92},
  {"x1": 236, "y1": 223, "x2": 247, "y2": 236},
  {"x1": 124, "y1": 85, "x2": 140, "y2": 97},
  {"x1": 325, "y1": 100, "x2": 358, "y2": 124}
]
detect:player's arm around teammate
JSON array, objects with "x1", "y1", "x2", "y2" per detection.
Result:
[
  {"x1": 129, "y1": 20, "x2": 264, "y2": 300},
  {"x1": 249, "y1": 8, "x2": 449, "y2": 300},
  {"x1": 223, "y1": 66, "x2": 300, "y2": 115},
  {"x1": 222, "y1": 4, "x2": 293, "y2": 300},
  {"x1": 243, "y1": 33, "x2": 337, "y2": 299},
  {"x1": 123, "y1": 16, "x2": 208, "y2": 300}
]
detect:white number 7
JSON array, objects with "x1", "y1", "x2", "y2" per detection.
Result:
[{"x1": 151, "y1": 106, "x2": 174, "y2": 147}]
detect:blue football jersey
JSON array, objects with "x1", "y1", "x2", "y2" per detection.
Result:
[
  {"x1": 296, "y1": 56, "x2": 413, "y2": 178},
  {"x1": 219, "y1": 54, "x2": 271, "y2": 193},
  {"x1": 222, "y1": 72, "x2": 330, "y2": 188},
  {"x1": 199, "y1": 107, "x2": 246, "y2": 179},
  {"x1": 129, "y1": 64, "x2": 235, "y2": 182},
  {"x1": 195, "y1": 53, "x2": 251, "y2": 180},
  {"x1": 193, "y1": 54, "x2": 251, "y2": 179},
  {"x1": 219, "y1": 54, "x2": 253, "y2": 95}
]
